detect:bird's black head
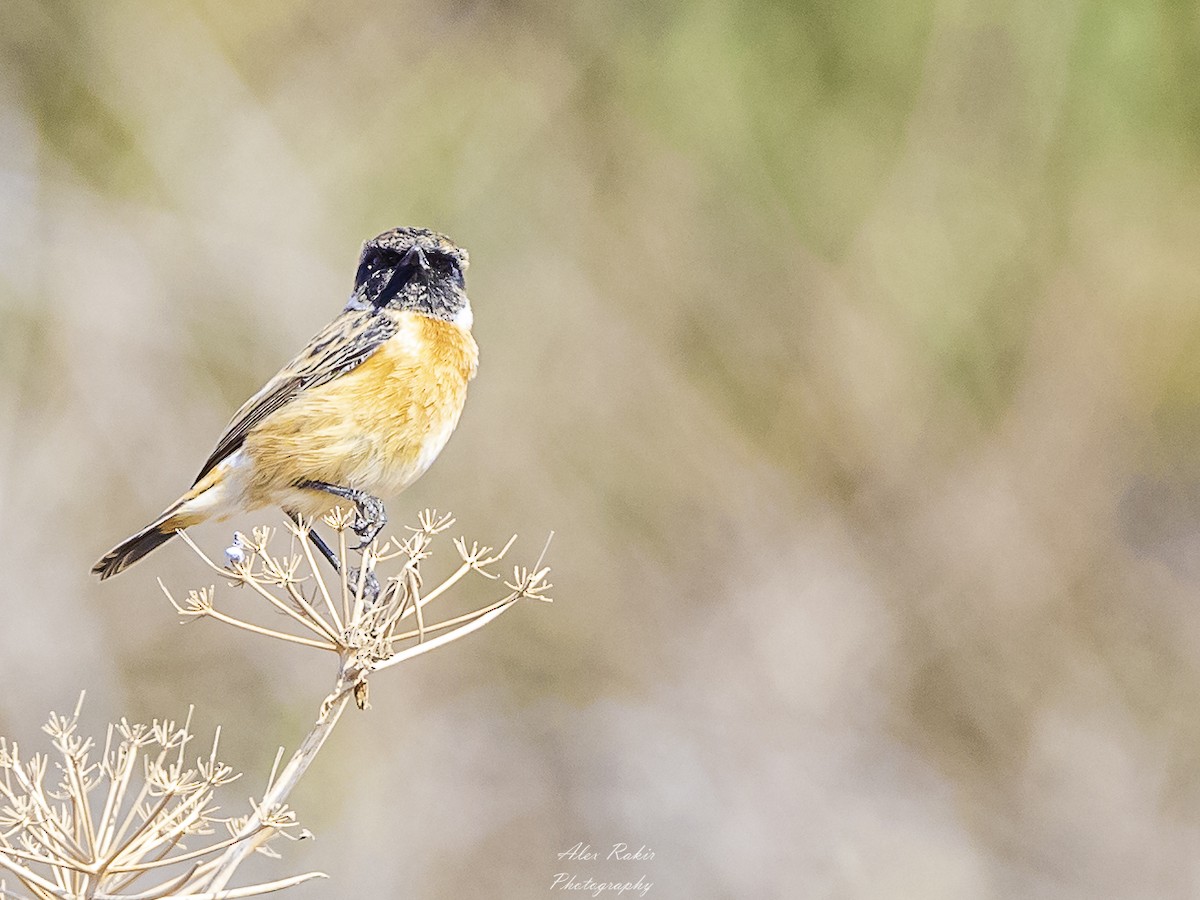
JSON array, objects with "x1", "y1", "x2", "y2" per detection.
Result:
[{"x1": 346, "y1": 227, "x2": 471, "y2": 326}]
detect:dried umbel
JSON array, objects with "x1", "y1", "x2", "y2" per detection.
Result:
[
  {"x1": 165, "y1": 508, "x2": 552, "y2": 705},
  {"x1": 0, "y1": 698, "x2": 320, "y2": 899}
]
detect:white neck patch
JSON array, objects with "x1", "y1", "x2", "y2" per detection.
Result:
[{"x1": 452, "y1": 300, "x2": 474, "y2": 330}]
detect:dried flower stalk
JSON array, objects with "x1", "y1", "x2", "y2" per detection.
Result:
[
  {"x1": 0, "y1": 696, "x2": 321, "y2": 899},
  {"x1": 169, "y1": 508, "x2": 551, "y2": 894}
]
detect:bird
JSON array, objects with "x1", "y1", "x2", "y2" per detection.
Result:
[{"x1": 92, "y1": 226, "x2": 478, "y2": 580}]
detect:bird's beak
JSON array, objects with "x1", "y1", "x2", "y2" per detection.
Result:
[
  {"x1": 401, "y1": 245, "x2": 428, "y2": 270},
  {"x1": 345, "y1": 245, "x2": 429, "y2": 311},
  {"x1": 345, "y1": 247, "x2": 429, "y2": 314}
]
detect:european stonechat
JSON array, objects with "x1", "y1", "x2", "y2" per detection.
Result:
[{"x1": 93, "y1": 227, "x2": 477, "y2": 579}]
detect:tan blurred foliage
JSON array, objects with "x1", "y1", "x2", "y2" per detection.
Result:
[{"x1": 4, "y1": 0, "x2": 1200, "y2": 896}]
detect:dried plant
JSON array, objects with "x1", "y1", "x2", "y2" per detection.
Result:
[
  {"x1": 0, "y1": 697, "x2": 319, "y2": 899},
  {"x1": 0, "y1": 510, "x2": 550, "y2": 898}
]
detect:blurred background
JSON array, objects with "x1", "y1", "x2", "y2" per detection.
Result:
[{"x1": 3, "y1": 0, "x2": 1200, "y2": 896}]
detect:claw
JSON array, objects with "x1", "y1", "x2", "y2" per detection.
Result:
[
  {"x1": 351, "y1": 495, "x2": 387, "y2": 549},
  {"x1": 347, "y1": 569, "x2": 381, "y2": 605},
  {"x1": 297, "y1": 481, "x2": 387, "y2": 551}
]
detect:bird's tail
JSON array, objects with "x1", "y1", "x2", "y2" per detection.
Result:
[{"x1": 91, "y1": 500, "x2": 199, "y2": 580}]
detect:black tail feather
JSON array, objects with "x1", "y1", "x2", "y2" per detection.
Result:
[{"x1": 92, "y1": 524, "x2": 178, "y2": 580}]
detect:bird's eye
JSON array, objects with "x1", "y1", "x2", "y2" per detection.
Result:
[
  {"x1": 429, "y1": 253, "x2": 464, "y2": 287},
  {"x1": 360, "y1": 249, "x2": 398, "y2": 276},
  {"x1": 355, "y1": 249, "x2": 390, "y2": 287}
]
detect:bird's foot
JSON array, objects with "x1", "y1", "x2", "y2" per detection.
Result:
[
  {"x1": 297, "y1": 481, "x2": 387, "y2": 551},
  {"x1": 347, "y1": 568, "x2": 381, "y2": 606},
  {"x1": 351, "y1": 494, "x2": 387, "y2": 550}
]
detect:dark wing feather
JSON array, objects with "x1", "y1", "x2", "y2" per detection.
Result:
[{"x1": 193, "y1": 309, "x2": 398, "y2": 484}]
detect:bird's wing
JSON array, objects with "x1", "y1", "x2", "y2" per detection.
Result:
[{"x1": 193, "y1": 308, "x2": 399, "y2": 484}]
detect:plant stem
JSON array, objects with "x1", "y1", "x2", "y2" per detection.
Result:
[{"x1": 199, "y1": 663, "x2": 357, "y2": 895}]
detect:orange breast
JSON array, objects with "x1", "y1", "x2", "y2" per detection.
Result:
[{"x1": 243, "y1": 312, "x2": 477, "y2": 513}]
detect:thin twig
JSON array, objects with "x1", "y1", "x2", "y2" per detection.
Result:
[{"x1": 375, "y1": 600, "x2": 520, "y2": 672}]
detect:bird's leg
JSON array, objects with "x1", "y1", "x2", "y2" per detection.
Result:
[
  {"x1": 297, "y1": 481, "x2": 388, "y2": 549},
  {"x1": 286, "y1": 510, "x2": 342, "y2": 572},
  {"x1": 295, "y1": 482, "x2": 386, "y2": 605},
  {"x1": 287, "y1": 505, "x2": 380, "y2": 606}
]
